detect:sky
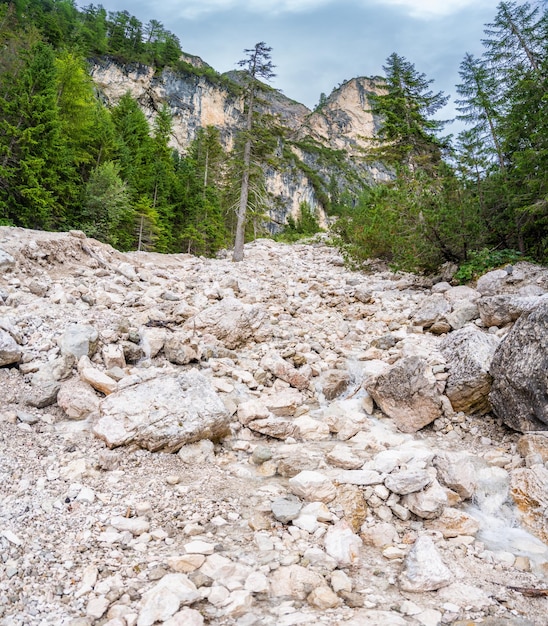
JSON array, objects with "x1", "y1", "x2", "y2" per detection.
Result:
[{"x1": 85, "y1": 0, "x2": 503, "y2": 133}]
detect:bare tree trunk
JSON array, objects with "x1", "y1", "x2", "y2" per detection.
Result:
[{"x1": 233, "y1": 92, "x2": 254, "y2": 262}]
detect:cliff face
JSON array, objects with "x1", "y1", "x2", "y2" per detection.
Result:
[{"x1": 90, "y1": 58, "x2": 387, "y2": 228}]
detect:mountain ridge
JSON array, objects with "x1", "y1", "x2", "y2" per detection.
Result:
[{"x1": 90, "y1": 55, "x2": 388, "y2": 229}]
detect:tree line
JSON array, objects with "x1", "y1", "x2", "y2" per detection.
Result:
[
  {"x1": 0, "y1": 0, "x2": 546, "y2": 271},
  {"x1": 336, "y1": 0, "x2": 547, "y2": 274},
  {"x1": 0, "y1": 0, "x2": 274, "y2": 255}
]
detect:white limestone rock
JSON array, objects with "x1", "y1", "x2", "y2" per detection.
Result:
[
  {"x1": 185, "y1": 297, "x2": 265, "y2": 349},
  {"x1": 399, "y1": 535, "x2": 452, "y2": 592},
  {"x1": 324, "y1": 519, "x2": 363, "y2": 567},
  {"x1": 60, "y1": 324, "x2": 98, "y2": 359},
  {"x1": 384, "y1": 468, "x2": 432, "y2": 495},
  {"x1": 365, "y1": 356, "x2": 443, "y2": 433},
  {"x1": 269, "y1": 564, "x2": 324, "y2": 600},
  {"x1": 0, "y1": 329, "x2": 21, "y2": 366},
  {"x1": 288, "y1": 470, "x2": 337, "y2": 503},
  {"x1": 402, "y1": 479, "x2": 448, "y2": 519},
  {"x1": 137, "y1": 574, "x2": 199, "y2": 626},
  {"x1": 433, "y1": 451, "x2": 476, "y2": 499}
]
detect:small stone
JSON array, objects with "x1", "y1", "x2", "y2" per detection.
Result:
[
  {"x1": 167, "y1": 554, "x2": 206, "y2": 573},
  {"x1": 271, "y1": 496, "x2": 302, "y2": 523},
  {"x1": 307, "y1": 585, "x2": 340, "y2": 609},
  {"x1": 184, "y1": 540, "x2": 215, "y2": 555},
  {"x1": 110, "y1": 516, "x2": 150, "y2": 536},
  {"x1": 324, "y1": 519, "x2": 363, "y2": 567},
  {"x1": 86, "y1": 596, "x2": 109, "y2": 619},
  {"x1": 399, "y1": 535, "x2": 452, "y2": 592}
]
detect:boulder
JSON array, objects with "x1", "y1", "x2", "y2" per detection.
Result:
[
  {"x1": 0, "y1": 248, "x2": 15, "y2": 270},
  {"x1": 320, "y1": 369, "x2": 350, "y2": 400},
  {"x1": 92, "y1": 368, "x2": 230, "y2": 452},
  {"x1": 476, "y1": 268, "x2": 510, "y2": 295},
  {"x1": 412, "y1": 294, "x2": 451, "y2": 328},
  {"x1": 489, "y1": 298, "x2": 548, "y2": 431},
  {"x1": 164, "y1": 331, "x2": 202, "y2": 365},
  {"x1": 261, "y1": 351, "x2": 310, "y2": 390},
  {"x1": 402, "y1": 479, "x2": 448, "y2": 519},
  {"x1": 510, "y1": 465, "x2": 548, "y2": 543},
  {"x1": 425, "y1": 507, "x2": 480, "y2": 538},
  {"x1": 365, "y1": 356, "x2": 443, "y2": 433},
  {"x1": 324, "y1": 519, "x2": 363, "y2": 567},
  {"x1": 445, "y1": 303, "x2": 479, "y2": 330},
  {"x1": 137, "y1": 574, "x2": 199, "y2": 626},
  {"x1": 288, "y1": 470, "x2": 337, "y2": 503},
  {"x1": 478, "y1": 294, "x2": 546, "y2": 327},
  {"x1": 516, "y1": 433, "x2": 548, "y2": 463},
  {"x1": 269, "y1": 564, "x2": 324, "y2": 600},
  {"x1": 25, "y1": 356, "x2": 74, "y2": 408},
  {"x1": 184, "y1": 297, "x2": 265, "y2": 349},
  {"x1": 384, "y1": 469, "x2": 433, "y2": 495},
  {"x1": 441, "y1": 325, "x2": 500, "y2": 414},
  {"x1": 433, "y1": 451, "x2": 476, "y2": 499}
]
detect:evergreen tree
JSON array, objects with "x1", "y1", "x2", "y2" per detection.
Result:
[
  {"x1": 175, "y1": 126, "x2": 228, "y2": 256},
  {"x1": 232, "y1": 41, "x2": 276, "y2": 262},
  {"x1": 456, "y1": 53, "x2": 505, "y2": 169},
  {"x1": 368, "y1": 52, "x2": 450, "y2": 171},
  {"x1": 81, "y1": 160, "x2": 133, "y2": 248},
  {"x1": 0, "y1": 40, "x2": 74, "y2": 228}
]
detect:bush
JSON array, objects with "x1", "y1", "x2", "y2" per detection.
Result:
[{"x1": 454, "y1": 248, "x2": 524, "y2": 283}]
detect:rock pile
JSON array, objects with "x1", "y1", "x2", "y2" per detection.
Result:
[{"x1": 1, "y1": 226, "x2": 547, "y2": 626}]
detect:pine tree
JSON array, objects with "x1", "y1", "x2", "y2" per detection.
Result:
[
  {"x1": 456, "y1": 53, "x2": 505, "y2": 170},
  {"x1": 81, "y1": 160, "x2": 133, "y2": 248},
  {"x1": 368, "y1": 52, "x2": 450, "y2": 171},
  {"x1": 232, "y1": 41, "x2": 276, "y2": 262}
]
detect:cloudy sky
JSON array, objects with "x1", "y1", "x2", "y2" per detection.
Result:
[{"x1": 87, "y1": 0, "x2": 503, "y2": 131}]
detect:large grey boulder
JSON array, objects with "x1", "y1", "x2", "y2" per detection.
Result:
[
  {"x1": 365, "y1": 356, "x2": 443, "y2": 433},
  {"x1": 477, "y1": 294, "x2": 546, "y2": 327},
  {"x1": 93, "y1": 369, "x2": 230, "y2": 451},
  {"x1": 490, "y1": 299, "x2": 548, "y2": 431},
  {"x1": 184, "y1": 297, "x2": 265, "y2": 349},
  {"x1": 441, "y1": 325, "x2": 500, "y2": 414},
  {"x1": 412, "y1": 294, "x2": 451, "y2": 328}
]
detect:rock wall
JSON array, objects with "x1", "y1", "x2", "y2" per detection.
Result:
[{"x1": 90, "y1": 59, "x2": 387, "y2": 228}]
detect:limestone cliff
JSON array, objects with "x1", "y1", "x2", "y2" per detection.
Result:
[{"x1": 90, "y1": 57, "x2": 387, "y2": 229}]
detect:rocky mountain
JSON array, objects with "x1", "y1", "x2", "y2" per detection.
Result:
[
  {"x1": 90, "y1": 57, "x2": 388, "y2": 229},
  {"x1": 1, "y1": 226, "x2": 548, "y2": 625}
]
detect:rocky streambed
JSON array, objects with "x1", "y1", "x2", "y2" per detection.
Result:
[{"x1": 0, "y1": 227, "x2": 547, "y2": 626}]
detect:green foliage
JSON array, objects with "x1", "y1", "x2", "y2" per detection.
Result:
[
  {"x1": 454, "y1": 248, "x2": 525, "y2": 283},
  {"x1": 81, "y1": 161, "x2": 133, "y2": 248},
  {"x1": 336, "y1": 166, "x2": 485, "y2": 273},
  {"x1": 275, "y1": 202, "x2": 323, "y2": 242}
]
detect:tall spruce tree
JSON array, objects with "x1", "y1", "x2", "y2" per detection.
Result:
[
  {"x1": 368, "y1": 52, "x2": 449, "y2": 171},
  {"x1": 232, "y1": 41, "x2": 275, "y2": 262}
]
